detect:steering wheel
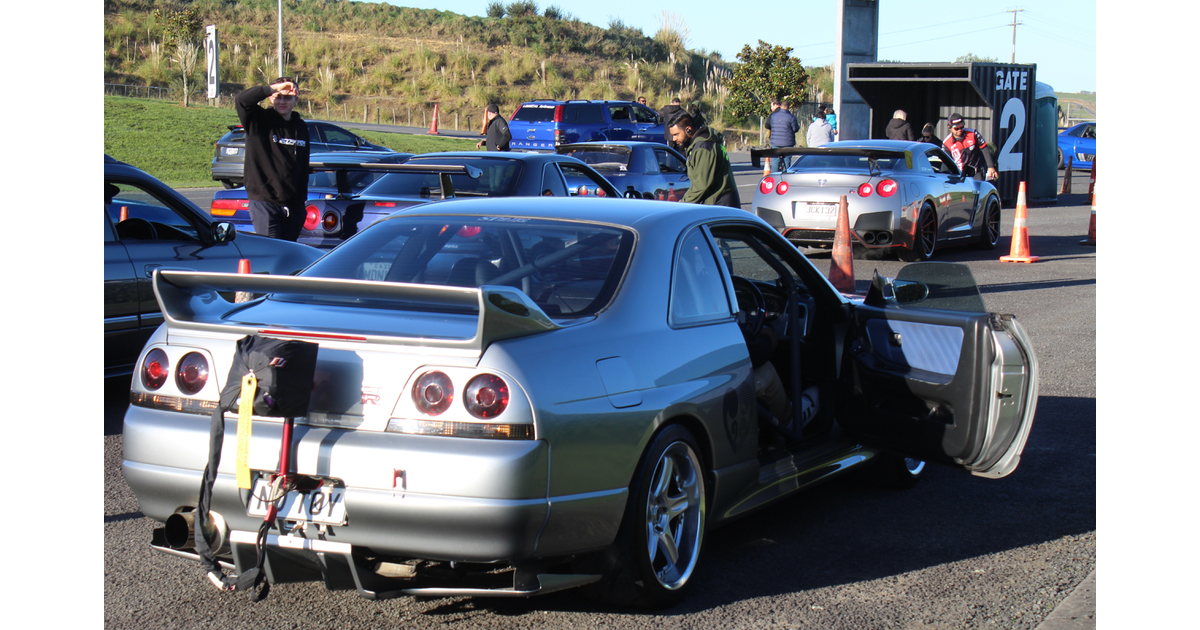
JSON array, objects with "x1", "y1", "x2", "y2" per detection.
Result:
[{"x1": 731, "y1": 276, "x2": 766, "y2": 340}]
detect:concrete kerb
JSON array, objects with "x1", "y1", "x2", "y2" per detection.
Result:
[{"x1": 1034, "y1": 570, "x2": 1096, "y2": 630}]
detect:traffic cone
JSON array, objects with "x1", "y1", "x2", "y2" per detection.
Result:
[
  {"x1": 1080, "y1": 187, "x2": 1096, "y2": 246},
  {"x1": 1087, "y1": 157, "x2": 1096, "y2": 206},
  {"x1": 1060, "y1": 156, "x2": 1073, "y2": 195},
  {"x1": 119, "y1": 206, "x2": 128, "y2": 222},
  {"x1": 235, "y1": 259, "x2": 252, "y2": 303},
  {"x1": 667, "y1": 183, "x2": 679, "y2": 202},
  {"x1": 828, "y1": 195, "x2": 855, "y2": 293},
  {"x1": 427, "y1": 104, "x2": 440, "y2": 135},
  {"x1": 1000, "y1": 182, "x2": 1040, "y2": 263}
]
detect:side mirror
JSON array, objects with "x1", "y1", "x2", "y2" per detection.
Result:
[
  {"x1": 212, "y1": 221, "x2": 237, "y2": 243},
  {"x1": 864, "y1": 270, "x2": 929, "y2": 307}
]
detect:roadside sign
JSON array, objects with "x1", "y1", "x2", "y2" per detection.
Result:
[{"x1": 206, "y1": 25, "x2": 219, "y2": 99}]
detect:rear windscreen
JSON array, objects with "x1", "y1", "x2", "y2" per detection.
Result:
[
  {"x1": 559, "y1": 148, "x2": 631, "y2": 171},
  {"x1": 361, "y1": 159, "x2": 525, "y2": 198},
  {"x1": 790, "y1": 155, "x2": 900, "y2": 172},
  {"x1": 512, "y1": 104, "x2": 556, "y2": 122}
]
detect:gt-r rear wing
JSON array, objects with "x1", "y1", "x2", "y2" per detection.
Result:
[
  {"x1": 307, "y1": 162, "x2": 483, "y2": 199},
  {"x1": 750, "y1": 147, "x2": 914, "y2": 171},
  {"x1": 153, "y1": 269, "x2": 561, "y2": 354}
]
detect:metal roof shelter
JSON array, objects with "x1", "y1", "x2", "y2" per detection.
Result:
[{"x1": 847, "y1": 62, "x2": 1041, "y2": 205}]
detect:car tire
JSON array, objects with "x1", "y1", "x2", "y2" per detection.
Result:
[
  {"x1": 900, "y1": 203, "x2": 936, "y2": 262},
  {"x1": 862, "y1": 452, "x2": 926, "y2": 489},
  {"x1": 1057, "y1": 148, "x2": 1064, "y2": 170},
  {"x1": 578, "y1": 424, "x2": 707, "y2": 609},
  {"x1": 974, "y1": 197, "x2": 1002, "y2": 250}
]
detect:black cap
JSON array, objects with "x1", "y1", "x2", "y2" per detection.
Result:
[
  {"x1": 486, "y1": 103, "x2": 499, "y2": 113},
  {"x1": 948, "y1": 113, "x2": 964, "y2": 126}
]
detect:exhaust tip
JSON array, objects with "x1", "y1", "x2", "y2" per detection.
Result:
[{"x1": 164, "y1": 508, "x2": 228, "y2": 552}]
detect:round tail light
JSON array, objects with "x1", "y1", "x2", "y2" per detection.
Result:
[
  {"x1": 413, "y1": 371, "x2": 454, "y2": 416},
  {"x1": 759, "y1": 177, "x2": 776, "y2": 195},
  {"x1": 776, "y1": 180, "x2": 789, "y2": 195},
  {"x1": 578, "y1": 185, "x2": 590, "y2": 196},
  {"x1": 857, "y1": 183, "x2": 873, "y2": 197},
  {"x1": 141, "y1": 348, "x2": 169, "y2": 390},
  {"x1": 175, "y1": 352, "x2": 210, "y2": 395},
  {"x1": 877, "y1": 179, "x2": 898, "y2": 197},
  {"x1": 322, "y1": 211, "x2": 339, "y2": 232},
  {"x1": 464, "y1": 374, "x2": 510, "y2": 419},
  {"x1": 303, "y1": 205, "x2": 320, "y2": 231},
  {"x1": 595, "y1": 187, "x2": 607, "y2": 197}
]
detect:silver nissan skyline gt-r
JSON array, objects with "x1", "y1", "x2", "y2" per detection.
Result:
[
  {"x1": 750, "y1": 141, "x2": 1004, "y2": 261},
  {"x1": 122, "y1": 196, "x2": 1037, "y2": 609}
]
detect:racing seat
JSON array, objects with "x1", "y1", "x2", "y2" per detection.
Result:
[{"x1": 446, "y1": 257, "x2": 501, "y2": 287}]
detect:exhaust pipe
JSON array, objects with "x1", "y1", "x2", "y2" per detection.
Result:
[{"x1": 165, "y1": 508, "x2": 230, "y2": 555}]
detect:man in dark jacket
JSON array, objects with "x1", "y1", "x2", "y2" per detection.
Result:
[
  {"x1": 669, "y1": 112, "x2": 740, "y2": 208},
  {"x1": 657, "y1": 97, "x2": 684, "y2": 150},
  {"x1": 236, "y1": 77, "x2": 310, "y2": 241},
  {"x1": 476, "y1": 104, "x2": 511, "y2": 151},
  {"x1": 767, "y1": 99, "x2": 800, "y2": 172},
  {"x1": 884, "y1": 110, "x2": 916, "y2": 141}
]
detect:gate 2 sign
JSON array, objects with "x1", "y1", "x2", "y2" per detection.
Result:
[
  {"x1": 206, "y1": 25, "x2": 219, "y2": 100},
  {"x1": 995, "y1": 69, "x2": 1030, "y2": 174}
]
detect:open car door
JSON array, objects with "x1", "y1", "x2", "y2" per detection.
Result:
[{"x1": 839, "y1": 262, "x2": 1038, "y2": 478}]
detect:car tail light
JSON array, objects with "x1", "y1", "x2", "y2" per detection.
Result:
[
  {"x1": 877, "y1": 179, "x2": 898, "y2": 197},
  {"x1": 759, "y1": 177, "x2": 776, "y2": 195},
  {"x1": 210, "y1": 199, "x2": 248, "y2": 216},
  {"x1": 464, "y1": 374, "x2": 510, "y2": 419},
  {"x1": 857, "y1": 182, "x2": 873, "y2": 197},
  {"x1": 413, "y1": 371, "x2": 454, "y2": 416},
  {"x1": 553, "y1": 105, "x2": 564, "y2": 122},
  {"x1": 776, "y1": 180, "x2": 789, "y2": 195},
  {"x1": 322, "y1": 212, "x2": 339, "y2": 232},
  {"x1": 141, "y1": 348, "x2": 169, "y2": 390},
  {"x1": 374, "y1": 201, "x2": 397, "y2": 207},
  {"x1": 596, "y1": 187, "x2": 607, "y2": 197},
  {"x1": 578, "y1": 185, "x2": 589, "y2": 196},
  {"x1": 175, "y1": 352, "x2": 209, "y2": 395},
  {"x1": 458, "y1": 225, "x2": 482, "y2": 238},
  {"x1": 303, "y1": 205, "x2": 320, "y2": 231}
]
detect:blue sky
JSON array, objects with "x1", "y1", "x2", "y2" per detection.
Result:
[{"x1": 377, "y1": 1, "x2": 1096, "y2": 93}]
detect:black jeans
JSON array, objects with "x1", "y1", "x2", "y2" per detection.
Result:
[{"x1": 248, "y1": 199, "x2": 305, "y2": 241}]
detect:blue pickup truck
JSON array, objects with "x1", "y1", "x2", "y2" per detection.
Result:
[{"x1": 507, "y1": 100, "x2": 666, "y2": 152}]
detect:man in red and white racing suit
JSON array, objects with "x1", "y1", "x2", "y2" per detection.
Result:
[{"x1": 942, "y1": 112, "x2": 998, "y2": 182}]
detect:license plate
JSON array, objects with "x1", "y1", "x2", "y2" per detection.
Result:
[
  {"x1": 361, "y1": 262, "x2": 391, "y2": 281},
  {"x1": 224, "y1": 147, "x2": 240, "y2": 155},
  {"x1": 247, "y1": 477, "x2": 347, "y2": 526},
  {"x1": 796, "y1": 202, "x2": 839, "y2": 218}
]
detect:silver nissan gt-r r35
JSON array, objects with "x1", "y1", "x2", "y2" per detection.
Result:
[{"x1": 122, "y1": 196, "x2": 1037, "y2": 609}]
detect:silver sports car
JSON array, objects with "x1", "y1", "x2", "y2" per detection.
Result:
[
  {"x1": 122, "y1": 197, "x2": 1037, "y2": 609},
  {"x1": 750, "y1": 141, "x2": 1003, "y2": 261}
]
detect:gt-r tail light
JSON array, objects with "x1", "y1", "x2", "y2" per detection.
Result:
[
  {"x1": 776, "y1": 180, "x2": 790, "y2": 195},
  {"x1": 322, "y1": 212, "x2": 339, "y2": 232},
  {"x1": 464, "y1": 374, "x2": 510, "y2": 419},
  {"x1": 142, "y1": 348, "x2": 169, "y2": 390},
  {"x1": 759, "y1": 177, "x2": 776, "y2": 195},
  {"x1": 210, "y1": 199, "x2": 248, "y2": 216},
  {"x1": 877, "y1": 179, "x2": 898, "y2": 197},
  {"x1": 413, "y1": 371, "x2": 454, "y2": 416},
  {"x1": 857, "y1": 183, "x2": 874, "y2": 197},
  {"x1": 303, "y1": 205, "x2": 320, "y2": 231},
  {"x1": 175, "y1": 352, "x2": 210, "y2": 395},
  {"x1": 595, "y1": 187, "x2": 607, "y2": 197},
  {"x1": 578, "y1": 185, "x2": 590, "y2": 196}
]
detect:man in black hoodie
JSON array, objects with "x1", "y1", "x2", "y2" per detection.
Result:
[{"x1": 235, "y1": 78, "x2": 310, "y2": 241}]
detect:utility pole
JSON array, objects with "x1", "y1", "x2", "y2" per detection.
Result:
[
  {"x1": 1007, "y1": 8, "x2": 1025, "y2": 63},
  {"x1": 277, "y1": 0, "x2": 284, "y2": 77}
]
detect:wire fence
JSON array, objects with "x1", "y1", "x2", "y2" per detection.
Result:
[{"x1": 105, "y1": 83, "x2": 172, "y2": 99}]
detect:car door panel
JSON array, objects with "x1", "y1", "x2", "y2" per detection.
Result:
[{"x1": 842, "y1": 303, "x2": 1037, "y2": 478}]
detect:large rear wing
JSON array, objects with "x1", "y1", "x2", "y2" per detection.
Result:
[
  {"x1": 153, "y1": 269, "x2": 561, "y2": 354},
  {"x1": 307, "y1": 162, "x2": 483, "y2": 199},
  {"x1": 750, "y1": 147, "x2": 913, "y2": 171}
]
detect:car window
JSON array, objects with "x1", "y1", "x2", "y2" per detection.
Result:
[
  {"x1": 608, "y1": 105, "x2": 632, "y2": 122},
  {"x1": 633, "y1": 105, "x2": 659, "y2": 123},
  {"x1": 365, "y1": 159, "x2": 524, "y2": 197},
  {"x1": 512, "y1": 104, "x2": 557, "y2": 122},
  {"x1": 566, "y1": 104, "x2": 604, "y2": 124},
  {"x1": 106, "y1": 179, "x2": 202, "y2": 242},
  {"x1": 559, "y1": 148, "x2": 631, "y2": 171},
  {"x1": 924, "y1": 148, "x2": 960, "y2": 175},
  {"x1": 708, "y1": 229, "x2": 808, "y2": 290},
  {"x1": 655, "y1": 148, "x2": 685, "y2": 174},
  {"x1": 322, "y1": 125, "x2": 359, "y2": 146},
  {"x1": 558, "y1": 163, "x2": 613, "y2": 196},
  {"x1": 670, "y1": 227, "x2": 732, "y2": 326},
  {"x1": 791, "y1": 154, "x2": 901, "y2": 172},
  {"x1": 541, "y1": 163, "x2": 569, "y2": 196}
]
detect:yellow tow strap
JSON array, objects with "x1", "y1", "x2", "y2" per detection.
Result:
[{"x1": 235, "y1": 371, "x2": 257, "y2": 489}]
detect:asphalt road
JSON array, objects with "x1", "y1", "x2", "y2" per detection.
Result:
[{"x1": 106, "y1": 166, "x2": 1096, "y2": 629}]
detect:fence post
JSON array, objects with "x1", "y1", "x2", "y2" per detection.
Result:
[{"x1": 455, "y1": 112, "x2": 459, "y2": 131}]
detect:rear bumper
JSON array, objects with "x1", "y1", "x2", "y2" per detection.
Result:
[
  {"x1": 211, "y1": 160, "x2": 244, "y2": 183},
  {"x1": 757, "y1": 207, "x2": 911, "y2": 250}
]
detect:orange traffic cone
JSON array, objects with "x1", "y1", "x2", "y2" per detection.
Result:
[
  {"x1": 1080, "y1": 188, "x2": 1096, "y2": 246},
  {"x1": 1087, "y1": 157, "x2": 1096, "y2": 206},
  {"x1": 828, "y1": 195, "x2": 855, "y2": 293},
  {"x1": 1000, "y1": 182, "x2": 1040, "y2": 263},
  {"x1": 119, "y1": 205, "x2": 128, "y2": 222},
  {"x1": 667, "y1": 183, "x2": 679, "y2": 202},
  {"x1": 427, "y1": 104, "x2": 440, "y2": 135},
  {"x1": 1060, "y1": 156, "x2": 1073, "y2": 195},
  {"x1": 235, "y1": 259, "x2": 252, "y2": 303}
]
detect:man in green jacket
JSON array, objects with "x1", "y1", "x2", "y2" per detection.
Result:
[{"x1": 668, "y1": 112, "x2": 741, "y2": 208}]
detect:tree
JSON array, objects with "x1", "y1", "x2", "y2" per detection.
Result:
[
  {"x1": 153, "y1": 7, "x2": 204, "y2": 106},
  {"x1": 173, "y1": 40, "x2": 202, "y2": 107},
  {"x1": 726, "y1": 40, "x2": 808, "y2": 120},
  {"x1": 955, "y1": 53, "x2": 998, "y2": 63},
  {"x1": 486, "y1": 1, "x2": 505, "y2": 18}
]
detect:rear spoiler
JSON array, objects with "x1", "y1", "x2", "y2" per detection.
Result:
[
  {"x1": 555, "y1": 143, "x2": 631, "y2": 155},
  {"x1": 153, "y1": 269, "x2": 561, "y2": 354},
  {"x1": 750, "y1": 147, "x2": 913, "y2": 171},
  {"x1": 307, "y1": 162, "x2": 483, "y2": 199}
]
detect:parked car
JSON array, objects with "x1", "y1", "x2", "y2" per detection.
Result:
[
  {"x1": 123, "y1": 196, "x2": 1038, "y2": 609},
  {"x1": 1057, "y1": 122, "x2": 1095, "y2": 170},
  {"x1": 508, "y1": 100, "x2": 665, "y2": 152},
  {"x1": 212, "y1": 120, "x2": 398, "y2": 188},
  {"x1": 104, "y1": 155, "x2": 322, "y2": 377},
  {"x1": 751, "y1": 141, "x2": 1003, "y2": 262},
  {"x1": 556, "y1": 141, "x2": 689, "y2": 200},
  {"x1": 288, "y1": 151, "x2": 621, "y2": 248},
  {"x1": 210, "y1": 151, "x2": 414, "y2": 231}
]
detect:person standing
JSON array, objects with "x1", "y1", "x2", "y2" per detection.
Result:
[
  {"x1": 767, "y1": 99, "x2": 800, "y2": 172},
  {"x1": 823, "y1": 105, "x2": 838, "y2": 136},
  {"x1": 235, "y1": 77, "x2": 310, "y2": 241},
  {"x1": 668, "y1": 112, "x2": 740, "y2": 208},
  {"x1": 657, "y1": 97, "x2": 684, "y2": 150},
  {"x1": 885, "y1": 110, "x2": 916, "y2": 141},
  {"x1": 942, "y1": 113, "x2": 998, "y2": 181},
  {"x1": 920, "y1": 123, "x2": 941, "y2": 146},
  {"x1": 806, "y1": 110, "x2": 835, "y2": 147},
  {"x1": 476, "y1": 104, "x2": 511, "y2": 151}
]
